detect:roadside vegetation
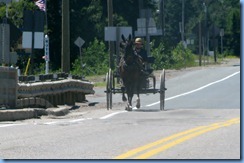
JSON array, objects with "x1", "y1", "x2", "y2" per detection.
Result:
[{"x1": 0, "y1": 0, "x2": 240, "y2": 79}]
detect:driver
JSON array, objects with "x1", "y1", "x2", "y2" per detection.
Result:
[{"x1": 134, "y1": 38, "x2": 154, "y2": 75}]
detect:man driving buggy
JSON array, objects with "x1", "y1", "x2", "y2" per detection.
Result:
[{"x1": 134, "y1": 38, "x2": 155, "y2": 75}]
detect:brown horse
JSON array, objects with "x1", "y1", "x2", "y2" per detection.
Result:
[{"x1": 119, "y1": 34, "x2": 142, "y2": 111}]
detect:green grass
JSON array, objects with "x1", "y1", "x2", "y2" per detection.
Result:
[{"x1": 93, "y1": 82, "x2": 106, "y2": 87}]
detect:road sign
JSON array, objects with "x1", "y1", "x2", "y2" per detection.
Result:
[
  {"x1": 22, "y1": 32, "x2": 44, "y2": 49},
  {"x1": 104, "y1": 27, "x2": 132, "y2": 41},
  {"x1": 74, "y1": 37, "x2": 85, "y2": 48},
  {"x1": 22, "y1": 32, "x2": 32, "y2": 48},
  {"x1": 0, "y1": 0, "x2": 11, "y2": 4},
  {"x1": 135, "y1": 18, "x2": 162, "y2": 36},
  {"x1": 74, "y1": 37, "x2": 85, "y2": 71},
  {"x1": 34, "y1": 32, "x2": 44, "y2": 49},
  {"x1": 220, "y1": 29, "x2": 224, "y2": 37}
]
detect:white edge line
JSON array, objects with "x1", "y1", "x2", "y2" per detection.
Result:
[
  {"x1": 44, "y1": 121, "x2": 58, "y2": 125},
  {"x1": 70, "y1": 118, "x2": 93, "y2": 123},
  {"x1": 0, "y1": 123, "x2": 26, "y2": 128},
  {"x1": 100, "y1": 111, "x2": 127, "y2": 120},
  {"x1": 146, "y1": 71, "x2": 240, "y2": 107},
  {"x1": 70, "y1": 118, "x2": 86, "y2": 123}
]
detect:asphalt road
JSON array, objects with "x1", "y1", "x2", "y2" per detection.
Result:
[{"x1": 0, "y1": 60, "x2": 240, "y2": 159}]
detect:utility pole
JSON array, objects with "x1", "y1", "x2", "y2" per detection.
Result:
[
  {"x1": 107, "y1": 0, "x2": 114, "y2": 69},
  {"x1": 62, "y1": 0, "x2": 70, "y2": 73},
  {"x1": 199, "y1": 21, "x2": 202, "y2": 66},
  {"x1": 145, "y1": 9, "x2": 150, "y2": 57},
  {"x1": 138, "y1": 0, "x2": 144, "y2": 15},
  {"x1": 181, "y1": 0, "x2": 185, "y2": 43},
  {"x1": 162, "y1": 0, "x2": 165, "y2": 36},
  {"x1": 203, "y1": 2, "x2": 207, "y2": 66},
  {"x1": 181, "y1": 0, "x2": 186, "y2": 68}
]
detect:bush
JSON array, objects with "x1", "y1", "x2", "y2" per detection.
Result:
[
  {"x1": 151, "y1": 41, "x2": 196, "y2": 70},
  {"x1": 71, "y1": 38, "x2": 109, "y2": 76},
  {"x1": 151, "y1": 41, "x2": 174, "y2": 70},
  {"x1": 171, "y1": 42, "x2": 196, "y2": 69}
]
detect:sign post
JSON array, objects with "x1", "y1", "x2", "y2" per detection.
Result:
[
  {"x1": 220, "y1": 28, "x2": 224, "y2": 55},
  {"x1": 74, "y1": 37, "x2": 85, "y2": 71},
  {"x1": 44, "y1": 34, "x2": 49, "y2": 74}
]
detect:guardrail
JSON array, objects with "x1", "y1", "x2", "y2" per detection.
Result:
[
  {"x1": 17, "y1": 78, "x2": 94, "y2": 108},
  {"x1": 18, "y1": 72, "x2": 86, "y2": 83},
  {"x1": 0, "y1": 67, "x2": 95, "y2": 109}
]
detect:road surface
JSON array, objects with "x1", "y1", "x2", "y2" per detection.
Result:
[{"x1": 0, "y1": 59, "x2": 240, "y2": 159}]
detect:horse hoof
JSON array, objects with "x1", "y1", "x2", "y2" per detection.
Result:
[
  {"x1": 125, "y1": 104, "x2": 132, "y2": 111},
  {"x1": 136, "y1": 99, "x2": 141, "y2": 108},
  {"x1": 128, "y1": 106, "x2": 132, "y2": 111},
  {"x1": 122, "y1": 97, "x2": 127, "y2": 102}
]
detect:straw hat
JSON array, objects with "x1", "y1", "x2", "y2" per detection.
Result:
[{"x1": 135, "y1": 38, "x2": 143, "y2": 44}]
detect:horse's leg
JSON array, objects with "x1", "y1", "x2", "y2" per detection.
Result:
[
  {"x1": 125, "y1": 95, "x2": 131, "y2": 111},
  {"x1": 136, "y1": 80, "x2": 141, "y2": 109},
  {"x1": 136, "y1": 90, "x2": 140, "y2": 108},
  {"x1": 127, "y1": 88, "x2": 133, "y2": 111},
  {"x1": 121, "y1": 86, "x2": 127, "y2": 102}
]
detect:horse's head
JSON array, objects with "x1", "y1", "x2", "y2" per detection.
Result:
[{"x1": 120, "y1": 34, "x2": 134, "y2": 62}]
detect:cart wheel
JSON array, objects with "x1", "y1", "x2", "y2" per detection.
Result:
[
  {"x1": 109, "y1": 68, "x2": 113, "y2": 109},
  {"x1": 106, "y1": 72, "x2": 110, "y2": 110},
  {"x1": 106, "y1": 69, "x2": 113, "y2": 110},
  {"x1": 160, "y1": 69, "x2": 166, "y2": 111}
]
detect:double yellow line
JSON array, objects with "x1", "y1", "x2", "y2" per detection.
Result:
[{"x1": 115, "y1": 117, "x2": 240, "y2": 159}]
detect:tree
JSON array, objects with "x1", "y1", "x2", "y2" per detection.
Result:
[{"x1": 0, "y1": 0, "x2": 240, "y2": 75}]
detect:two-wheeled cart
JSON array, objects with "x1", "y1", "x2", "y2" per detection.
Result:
[{"x1": 105, "y1": 68, "x2": 166, "y2": 110}]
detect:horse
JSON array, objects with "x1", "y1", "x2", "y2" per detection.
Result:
[{"x1": 119, "y1": 34, "x2": 142, "y2": 111}]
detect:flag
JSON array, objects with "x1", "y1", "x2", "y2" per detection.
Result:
[{"x1": 35, "y1": 0, "x2": 46, "y2": 12}]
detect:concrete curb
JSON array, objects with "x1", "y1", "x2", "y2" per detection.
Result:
[
  {"x1": 0, "y1": 106, "x2": 71, "y2": 122},
  {"x1": 46, "y1": 107, "x2": 70, "y2": 116}
]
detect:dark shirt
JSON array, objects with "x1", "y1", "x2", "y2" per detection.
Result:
[
  {"x1": 135, "y1": 48, "x2": 155, "y2": 64},
  {"x1": 135, "y1": 48, "x2": 147, "y2": 62}
]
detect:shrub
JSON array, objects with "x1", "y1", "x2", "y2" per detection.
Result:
[
  {"x1": 71, "y1": 38, "x2": 109, "y2": 76},
  {"x1": 171, "y1": 42, "x2": 196, "y2": 69},
  {"x1": 151, "y1": 41, "x2": 174, "y2": 70}
]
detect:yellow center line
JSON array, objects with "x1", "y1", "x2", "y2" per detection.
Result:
[{"x1": 115, "y1": 118, "x2": 240, "y2": 159}]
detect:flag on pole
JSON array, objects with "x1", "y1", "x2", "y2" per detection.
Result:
[{"x1": 34, "y1": 0, "x2": 46, "y2": 12}]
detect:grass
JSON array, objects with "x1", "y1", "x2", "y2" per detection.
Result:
[
  {"x1": 84, "y1": 56, "x2": 239, "y2": 87},
  {"x1": 85, "y1": 75, "x2": 106, "y2": 87}
]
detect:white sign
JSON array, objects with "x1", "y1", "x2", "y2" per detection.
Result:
[
  {"x1": 22, "y1": 31, "x2": 44, "y2": 49},
  {"x1": 104, "y1": 27, "x2": 116, "y2": 41},
  {"x1": 104, "y1": 27, "x2": 132, "y2": 41},
  {"x1": 74, "y1": 37, "x2": 85, "y2": 48},
  {"x1": 137, "y1": 18, "x2": 146, "y2": 28},
  {"x1": 34, "y1": 32, "x2": 44, "y2": 49},
  {"x1": 135, "y1": 18, "x2": 161, "y2": 36},
  {"x1": 22, "y1": 32, "x2": 32, "y2": 48},
  {"x1": 208, "y1": 51, "x2": 214, "y2": 56},
  {"x1": 220, "y1": 29, "x2": 224, "y2": 37},
  {"x1": 0, "y1": 0, "x2": 11, "y2": 4}
]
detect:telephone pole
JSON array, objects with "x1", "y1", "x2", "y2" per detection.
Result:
[
  {"x1": 181, "y1": 0, "x2": 185, "y2": 43},
  {"x1": 62, "y1": 0, "x2": 70, "y2": 73},
  {"x1": 107, "y1": 0, "x2": 114, "y2": 69}
]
